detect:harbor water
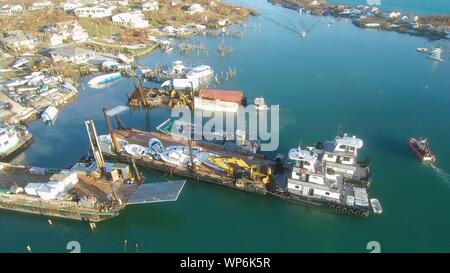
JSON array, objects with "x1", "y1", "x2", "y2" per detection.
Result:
[{"x1": 1, "y1": 0, "x2": 450, "y2": 252}]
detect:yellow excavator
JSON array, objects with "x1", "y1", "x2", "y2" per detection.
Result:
[{"x1": 209, "y1": 157, "x2": 271, "y2": 184}]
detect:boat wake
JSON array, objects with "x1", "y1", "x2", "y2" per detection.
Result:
[{"x1": 430, "y1": 164, "x2": 450, "y2": 185}]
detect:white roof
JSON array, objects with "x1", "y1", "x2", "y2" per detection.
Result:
[
  {"x1": 288, "y1": 148, "x2": 317, "y2": 162},
  {"x1": 335, "y1": 135, "x2": 363, "y2": 148}
]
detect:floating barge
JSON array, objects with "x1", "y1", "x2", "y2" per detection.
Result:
[
  {"x1": 0, "y1": 120, "x2": 186, "y2": 222},
  {"x1": 99, "y1": 106, "x2": 379, "y2": 217},
  {"x1": 102, "y1": 128, "x2": 272, "y2": 195}
]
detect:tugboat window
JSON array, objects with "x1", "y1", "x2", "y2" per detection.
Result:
[{"x1": 308, "y1": 189, "x2": 314, "y2": 196}]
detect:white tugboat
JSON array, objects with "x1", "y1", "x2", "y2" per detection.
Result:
[
  {"x1": 304, "y1": 133, "x2": 372, "y2": 188},
  {"x1": 282, "y1": 144, "x2": 372, "y2": 216}
]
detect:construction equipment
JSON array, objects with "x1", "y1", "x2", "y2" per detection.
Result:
[{"x1": 209, "y1": 157, "x2": 271, "y2": 184}]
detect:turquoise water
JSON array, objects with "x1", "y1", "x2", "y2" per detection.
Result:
[
  {"x1": 328, "y1": 0, "x2": 450, "y2": 16},
  {"x1": 1, "y1": 0, "x2": 450, "y2": 252}
]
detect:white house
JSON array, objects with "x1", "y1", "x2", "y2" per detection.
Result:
[
  {"x1": 75, "y1": 6, "x2": 112, "y2": 18},
  {"x1": 50, "y1": 33, "x2": 64, "y2": 46},
  {"x1": 71, "y1": 26, "x2": 89, "y2": 41},
  {"x1": 187, "y1": 3, "x2": 205, "y2": 14},
  {"x1": 29, "y1": 1, "x2": 54, "y2": 11},
  {"x1": 53, "y1": 20, "x2": 89, "y2": 42},
  {"x1": 0, "y1": 33, "x2": 39, "y2": 51},
  {"x1": 0, "y1": 4, "x2": 23, "y2": 15},
  {"x1": 142, "y1": 0, "x2": 158, "y2": 11},
  {"x1": 112, "y1": 11, "x2": 149, "y2": 29},
  {"x1": 62, "y1": 0, "x2": 83, "y2": 12},
  {"x1": 106, "y1": 0, "x2": 128, "y2": 7},
  {"x1": 50, "y1": 46, "x2": 95, "y2": 64}
]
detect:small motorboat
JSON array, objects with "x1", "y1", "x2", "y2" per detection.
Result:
[
  {"x1": 12, "y1": 59, "x2": 29, "y2": 69},
  {"x1": 370, "y1": 198, "x2": 383, "y2": 214},
  {"x1": 117, "y1": 53, "x2": 134, "y2": 64},
  {"x1": 123, "y1": 144, "x2": 149, "y2": 157},
  {"x1": 416, "y1": 47, "x2": 428, "y2": 54},
  {"x1": 428, "y1": 47, "x2": 444, "y2": 62},
  {"x1": 41, "y1": 106, "x2": 58, "y2": 123},
  {"x1": 409, "y1": 137, "x2": 436, "y2": 162},
  {"x1": 254, "y1": 97, "x2": 269, "y2": 111},
  {"x1": 6, "y1": 78, "x2": 29, "y2": 87},
  {"x1": 148, "y1": 138, "x2": 165, "y2": 157},
  {"x1": 162, "y1": 46, "x2": 174, "y2": 53},
  {"x1": 88, "y1": 72, "x2": 122, "y2": 86},
  {"x1": 186, "y1": 65, "x2": 213, "y2": 81},
  {"x1": 160, "y1": 145, "x2": 200, "y2": 167}
]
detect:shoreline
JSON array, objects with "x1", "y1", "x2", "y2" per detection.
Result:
[{"x1": 268, "y1": 0, "x2": 450, "y2": 40}]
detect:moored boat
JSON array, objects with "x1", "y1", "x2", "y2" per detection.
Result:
[
  {"x1": 416, "y1": 47, "x2": 428, "y2": 54},
  {"x1": 41, "y1": 106, "x2": 58, "y2": 123},
  {"x1": 370, "y1": 198, "x2": 383, "y2": 214},
  {"x1": 88, "y1": 72, "x2": 122, "y2": 86},
  {"x1": 186, "y1": 65, "x2": 213, "y2": 81},
  {"x1": 409, "y1": 137, "x2": 436, "y2": 162},
  {"x1": 428, "y1": 47, "x2": 444, "y2": 62},
  {"x1": 0, "y1": 125, "x2": 33, "y2": 161}
]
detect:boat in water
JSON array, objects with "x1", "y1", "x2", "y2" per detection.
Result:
[
  {"x1": 162, "y1": 46, "x2": 174, "y2": 53},
  {"x1": 164, "y1": 61, "x2": 187, "y2": 76},
  {"x1": 186, "y1": 65, "x2": 214, "y2": 81},
  {"x1": 416, "y1": 47, "x2": 428, "y2": 54},
  {"x1": 0, "y1": 125, "x2": 33, "y2": 161},
  {"x1": 409, "y1": 137, "x2": 436, "y2": 162},
  {"x1": 282, "y1": 141, "x2": 372, "y2": 217},
  {"x1": 370, "y1": 198, "x2": 383, "y2": 214},
  {"x1": 254, "y1": 97, "x2": 269, "y2": 111},
  {"x1": 88, "y1": 72, "x2": 122, "y2": 86},
  {"x1": 428, "y1": 47, "x2": 444, "y2": 62},
  {"x1": 41, "y1": 106, "x2": 58, "y2": 123}
]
